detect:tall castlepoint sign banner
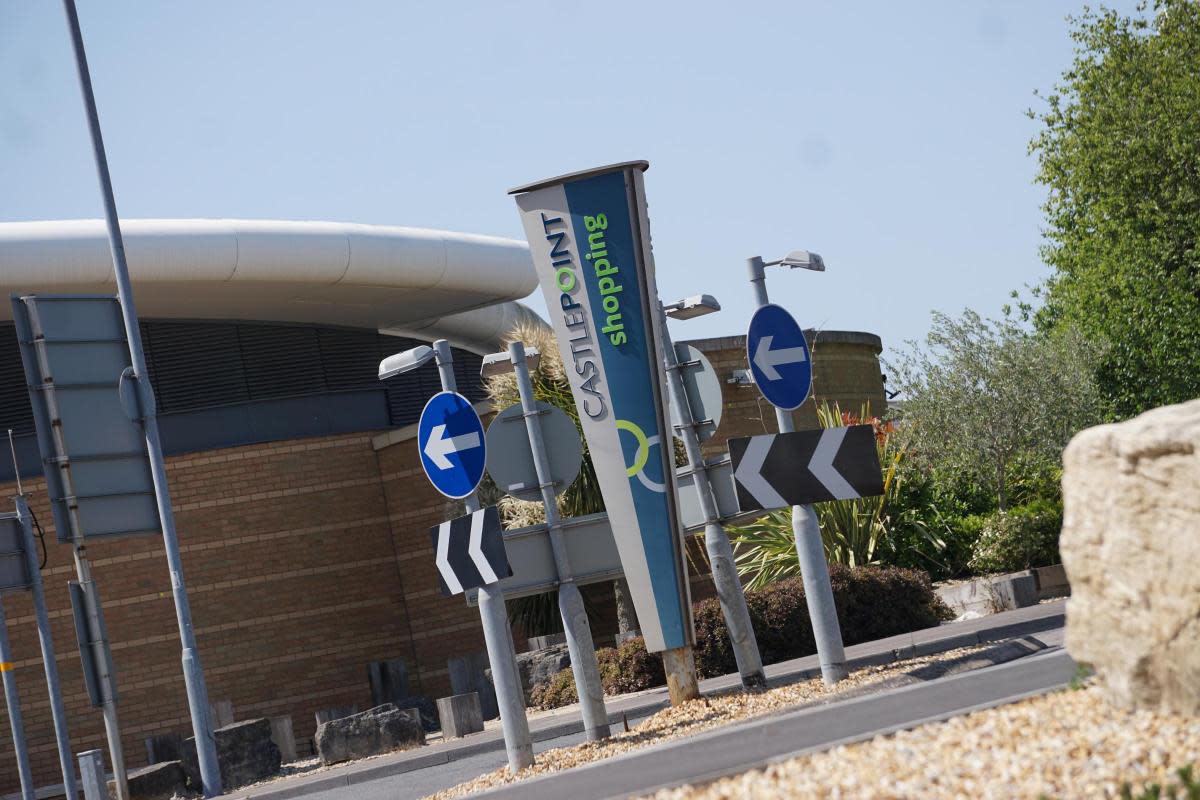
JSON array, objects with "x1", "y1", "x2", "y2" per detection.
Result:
[{"x1": 510, "y1": 161, "x2": 693, "y2": 654}]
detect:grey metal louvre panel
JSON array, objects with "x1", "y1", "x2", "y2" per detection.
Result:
[
  {"x1": 238, "y1": 324, "x2": 326, "y2": 400},
  {"x1": 319, "y1": 328, "x2": 386, "y2": 391},
  {"x1": 142, "y1": 322, "x2": 251, "y2": 412},
  {"x1": 453, "y1": 351, "x2": 486, "y2": 402},
  {"x1": 0, "y1": 325, "x2": 35, "y2": 435}
]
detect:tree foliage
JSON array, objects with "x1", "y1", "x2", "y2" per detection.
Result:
[
  {"x1": 886, "y1": 310, "x2": 1104, "y2": 510},
  {"x1": 1030, "y1": 0, "x2": 1200, "y2": 417}
]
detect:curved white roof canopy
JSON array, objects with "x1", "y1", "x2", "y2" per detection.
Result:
[{"x1": 0, "y1": 219, "x2": 542, "y2": 353}]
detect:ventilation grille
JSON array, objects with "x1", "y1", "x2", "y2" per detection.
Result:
[{"x1": 0, "y1": 321, "x2": 486, "y2": 434}]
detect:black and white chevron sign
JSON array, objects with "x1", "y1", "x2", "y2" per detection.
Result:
[
  {"x1": 729, "y1": 425, "x2": 885, "y2": 512},
  {"x1": 429, "y1": 506, "x2": 512, "y2": 597}
]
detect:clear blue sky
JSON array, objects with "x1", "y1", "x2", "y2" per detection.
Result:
[{"x1": 0, "y1": 1, "x2": 1141, "y2": 364}]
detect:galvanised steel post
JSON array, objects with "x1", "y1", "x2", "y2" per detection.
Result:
[
  {"x1": 430, "y1": 340, "x2": 533, "y2": 772},
  {"x1": 61, "y1": 1, "x2": 221, "y2": 793},
  {"x1": 77, "y1": 750, "x2": 106, "y2": 800},
  {"x1": 659, "y1": 310, "x2": 765, "y2": 689},
  {"x1": 507, "y1": 341, "x2": 610, "y2": 741},
  {"x1": 0, "y1": 598, "x2": 35, "y2": 800},
  {"x1": 15, "y1": 496, "x2": 78, "y2": 799},
  {"x1": 746, "y1": 257, "x2": 848, "y2": 684}
]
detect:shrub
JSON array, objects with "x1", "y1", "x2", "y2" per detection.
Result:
[
  {"x1": 528, "y1": 638, "x2": 665, "y2": 710},
  {"x1": 967, "y1": 499, "x2": 1062, "y2": 574},
  {"x1": 692, "y1": 564, "x2": 950, "y2": 679},
  {"x1": 528, "y1": 565, "x2": 950, "y2": 708}
]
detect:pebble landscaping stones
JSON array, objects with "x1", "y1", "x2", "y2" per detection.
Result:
[
  {"x1": 648, "y1": 683, "x2": 1200, "y2": 799},
  {"x1": 1061, "y1": 398, "x2": 1200, "y2": 715},
  {"x1": 428, "y1": 644, "x2": 998, "y2": 799}
]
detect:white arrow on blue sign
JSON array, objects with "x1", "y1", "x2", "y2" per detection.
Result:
[
  {"x1": 747, "y1": 304, "x2": 813, "y2": 410},
  {"x1": 417, "y1": 391, "x2": 487, "y2": 499}
]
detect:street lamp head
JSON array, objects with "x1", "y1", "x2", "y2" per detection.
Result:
[
  {"x1": 480, "y1": 346, "x2": 541, "y2": 379},
  {"x1": 378, "y1": 345, "x2": 434, "y2": 380},
  {"x1": 664, "y1": 294, "x2": 721, "y2": 321},
  {"x1": 777, "y1": 250, "x2": 825, "y2": 271}
]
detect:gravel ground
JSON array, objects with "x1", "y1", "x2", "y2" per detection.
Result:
[
  {"x1": 426, "y1": 644, "x2": 999, "y2": 800},
  {"x1": 647, "y1": 682, "x2": 1200, "y2": 799}
]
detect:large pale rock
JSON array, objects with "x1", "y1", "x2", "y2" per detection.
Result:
[
  {"x1": 1061, "y1": 399, "x2": 1200, "y2": 715},
  {"x1": 314, "y1": 703, "x2": 424, "y2": 765}
]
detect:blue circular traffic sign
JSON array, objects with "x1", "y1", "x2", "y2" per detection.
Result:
[
  {"x1": 747, "y1": 304, "x2": 813, "y2": 411},
  {"x1": 417, "y1": 391, "x2": 487, "y2": 499}
]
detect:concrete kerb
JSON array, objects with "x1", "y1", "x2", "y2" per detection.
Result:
[{"x1": 214, "y1": 600, "x2": 1066, "y2": 800}]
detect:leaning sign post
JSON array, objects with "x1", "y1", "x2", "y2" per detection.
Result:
[
  {"x1": 511, "y1": 162, "x2": 699, "y2": 704},
  {"x1": 744, "y1": 258, "x2": 848, "y2": 684},
  {"x1": 53, "y1": 2, "x2": 223, "y2": 795},
  {"x1": 392, "y1": 339, "x2": 534, "y2": 773}
]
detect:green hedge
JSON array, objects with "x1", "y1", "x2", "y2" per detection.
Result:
[
  {"x1": 529, "y1": 564, "x2": 950, "y2": 708},
  {"x1": 694, "y1": 564, "x2": 950, "y2": 678}
]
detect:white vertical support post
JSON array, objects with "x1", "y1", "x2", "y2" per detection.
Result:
[
  {"x1": 507, "y1": 341, "x2": 611, "y2": 740},
  {"x1": 746, "y1": 257, "x2": 848, "y2": 685},
  {"x1": 659, "y1": 310, "x2": 765, "y2": 689},
  {"x1": 15, "y1": 496, "x2": 78, "y2": 799},
  {"x1": 0, "y1": 599, "x2": 35, "y2": 800},
  {"x1": 430, "y1": 340, "x2": 533, "y2": 773}
]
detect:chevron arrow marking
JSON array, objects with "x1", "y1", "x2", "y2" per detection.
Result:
[
  {"x1": 809, "y1": 427, "x2": 859, "y2": 499},
  {"x1": 733, "y1": 434, "x2": 787, "y2": 510},
  {"x1": 468, "y1": 508, "x2": 499, "y2": 584},
  {"x1": 434, "y1": 520, "x2": 463, "y2": 595}
]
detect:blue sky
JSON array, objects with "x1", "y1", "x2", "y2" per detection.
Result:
[{"x1": 0, "y1": 1, "x2": 1141, "y2": 364}]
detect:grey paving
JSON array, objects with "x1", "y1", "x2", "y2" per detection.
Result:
[{"x1": 218, "y1": 600, "x2": 1067, "y2": 800}]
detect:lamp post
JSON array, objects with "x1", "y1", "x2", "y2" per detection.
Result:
[
  {"x1": 660, "y1": 295, "x2": 765, "y2": 689},
  {"x1": 378, "y1": 341, "x2": 534, "y2": 773},
  {"x1": 746, "y1": 252, "x2": 848, "y2": 685}
]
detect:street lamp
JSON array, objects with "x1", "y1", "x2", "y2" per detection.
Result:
[
  {"x1": 662, "y1": 294, "x2": 721, "y2": 321},
  {"x1": 762, "y1": 250, "x2": 825, "y2": 271},
  {"x1": 479, "y1": 346, "x2": 540, "y2": 379},
  {"x1": 378, "y1": 345, "x2": 434, "y2": 380}
]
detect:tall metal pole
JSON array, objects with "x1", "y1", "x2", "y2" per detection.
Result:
[
  {"x1": 660, "y1": 311, "x2": 765, "y2": 689},
  {"x1": 0, "y1": 599, "x2": 35, "y2": 800},
  {"x1": 430, "y1": 341, "x2": 533, "y2": 773},
  {"x1": 60, "y1": 1, "x2": 222, "y2": 794},
  {"x1": 15, "y1": 496, "x2": 78, "y2": 799},
  {"x1": 746, "y1": 257, "x2": 848, "y2": 684},
  {"x1": 507, "y1": 342, "x2": 611, "y2": 741}
]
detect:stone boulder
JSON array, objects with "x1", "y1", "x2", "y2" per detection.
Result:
[
  {"x1": 110, "y1": 761, "x2": 188, "y2": 800},
  {"x1": 514, "y1": 644, "x2": 571, "y2": 697},
  {"x1": 182, "y1": 718, "x2": 282, "y2": 790},
  {"x1": 314, "y1": 703, "x2": 425, "y2": 766},
  {"x1": 1061, "y1": 399, "x2": 1200, "y2": 715}
]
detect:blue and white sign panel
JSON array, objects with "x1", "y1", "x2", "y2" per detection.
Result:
[
  {"x1": 747, "y1": 304, "x2": 813, "y2": 411},
  {"x1": 417, "y1": 391, "x2": 486, "y2": 500},
  {"x1": 511, "y1": 161, "x2": 693, "y2": 654}
]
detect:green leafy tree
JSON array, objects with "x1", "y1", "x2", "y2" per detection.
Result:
[
  {"x1": 886, "y1": 310, "x2": 1104, "y2": 510},
  {"x1": 1030, "y1": 0, "x2": 1200, "y2": 417}
]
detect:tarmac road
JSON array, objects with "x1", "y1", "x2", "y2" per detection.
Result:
[{"x1": 470, "y1": 647, "x2": 1076, "y2": 800}]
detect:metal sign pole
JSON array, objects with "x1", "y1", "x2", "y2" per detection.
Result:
[
  {"x1": 746, "y1": 258, "x2": 848, "y2": 684},
  {"x1": 59, "y1": 1, "x2": 221, "y2": 794},
  {"x1": 429, "y1": 340, "x2": 533, "y2": 772},
  {"x1": 0, "y1": 598, "x2": 35, "y2": 800},
  {"x1": 507, "y1": 341, "x2": 611, "y2": 741},
  {"x1": 15, "y1": 496, "x2": 78, "y2": 799},
  {"x1": 659, "y1": 311, "x2": 765, "y2": 689}
]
